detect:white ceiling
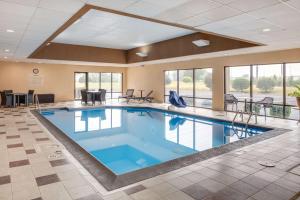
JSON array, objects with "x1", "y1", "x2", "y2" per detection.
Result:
[
  {"x1": 53, "y1": 9, "x2": 194, "y2": 49},
  {"x1": 1, "y1": 0, "x2": 300, "y2": 64}
]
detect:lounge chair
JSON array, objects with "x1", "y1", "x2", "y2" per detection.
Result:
[
  {"x1": 118, "y1": 89, "x2": 134, "y2": 102},
  {"x1": 129, "y1": 90, "x2": 154, "y2": 103}
]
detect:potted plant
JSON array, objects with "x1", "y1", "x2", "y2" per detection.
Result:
[{"x1": 288, "y1": 85, "x2": 300, "y2": 107}]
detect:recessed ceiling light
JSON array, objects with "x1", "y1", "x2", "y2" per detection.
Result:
[
  {"x1": 262, "y1": 28, "x2": 271, "y2": 32},
  {"x1": 136, "y1": 52, "x2": 148, "y2": 57},
  {"x1": 4, "y1": 49, "x2": 10, "y2": 52},
  {"x1": 6, "y1": 29, "x2": 15, "y2": 33},
  {"x1": 134, "y1": 42, "x2": 148, "y2": 47}
]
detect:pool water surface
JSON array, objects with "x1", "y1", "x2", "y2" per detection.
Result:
[{"x1": 41, "y1": 107, "x2": 272, "y2": 175}]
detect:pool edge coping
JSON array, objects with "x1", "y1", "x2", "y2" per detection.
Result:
[{"x1": 31, "y1": 106, "x2": 291, "y2": 191}]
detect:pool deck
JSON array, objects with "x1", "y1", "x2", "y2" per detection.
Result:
[{"x1": 0, "y1": 101, "x2": 299, "y2": 200}]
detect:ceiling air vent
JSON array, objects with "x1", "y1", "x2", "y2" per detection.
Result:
[{"x1": 192, "y1": 39, "x2": 210, "y2": 47}]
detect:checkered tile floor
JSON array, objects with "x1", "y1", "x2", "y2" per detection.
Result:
[{"x1": 0, "y1": 101, "x2": 299, "y2": 200}]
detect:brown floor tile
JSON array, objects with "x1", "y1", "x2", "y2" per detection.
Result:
[
  {"x1": 213, "y1": 186, "x2": 248, "y2": 200},
  {"x1": 36, "y1": 174, "x2": 60, "y2": 186},
  {"x1": 49, "y1": 159, "x2": 69, "y2": 167},
  {"x1": 9, "y1": 159, "x2": 30, "y2": 168},
  {"x1": 6, "y1": 135, "x2": 20, "y2": 139},
  {"x1": 36, "y1": 138, "x2": 50, "y2": 142},
  {"x1": 182, "y1": 183, "x2": 213, "y2": 200},
  {"x1": 27, "y1": 124, "x2": 38, "y2": 126},
  {"x1": 32, "y1": 131, "x2": 43, "y2": 134},
  {"x1": 0, "y1": 175, "x2": 11, "y2": 185},
  {"x1": 125, "y1": 185, "x2": 146, "y2": 195},
  {"x1": 7, "y1": 143, "x2": 23, "y2": 148},
  {"x1": 75, "y1": 194, "x2": 103, "y2": 200},
  {"x1": 25, "y1": 149, "x2": 36, "y2": 154},
  {"x1": 18, "y1": 127, "x2": 29, "y2": 131},
  {"x1": 229, "y1": 181, "x2": 259, "y2": 196},
  {"x1": 16, "y1": 121, "x2": 26, "y2": 124}
]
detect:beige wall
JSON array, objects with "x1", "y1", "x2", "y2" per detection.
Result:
[
  {"x1": 0, "y1": 61, "x2": 127, "y2": 102},
  {"x1": 127, "y1": 48, "x2": 300, "y2": 110},
  {"x1": 1, "y1": 48, "x2": 300, "y2": 107}
]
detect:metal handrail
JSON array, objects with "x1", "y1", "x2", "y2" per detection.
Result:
[
  {"x1": 232, "y1": 109, "x2": 255, "y2": 133},
  {"x1": 34, "y1": 94, "x2": 41, "y2": 113}
]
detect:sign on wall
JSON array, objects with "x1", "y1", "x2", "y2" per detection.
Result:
[{"x1": 28, "y1": 68, "x2": 44, "y2": 88}]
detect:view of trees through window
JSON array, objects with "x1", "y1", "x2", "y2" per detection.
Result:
[
  {"x1": 74, "y1": 72, "x2": 122, "y2": 99},
  {"x1": 164, "y1": 68, "x2": 212, "y2": 108},
  {"x1": 225, "y1": 63, "x2": 300, "y2": 120}
]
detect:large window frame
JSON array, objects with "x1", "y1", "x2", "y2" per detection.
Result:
[
  {"x1": 74, "y1": 72, "x2": 123, "y2": 100},
  {"x1": 164, "y1": 68, "x2": 213, "y2": 109},
  {"x1": 224, "y1": 62, "x2": 300, "y2": 120}
]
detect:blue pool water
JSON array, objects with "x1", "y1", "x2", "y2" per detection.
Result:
[{"x1": 41, "y1": 107, "x2": 271, "y2": 175}]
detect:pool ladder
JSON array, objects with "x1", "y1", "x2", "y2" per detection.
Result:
[
  {"x1": 232, "y1": 110, "x2": 257, "y2": 132},
  {"x1": 34, "y1": 94, "x2": 41, "y2": 113}
]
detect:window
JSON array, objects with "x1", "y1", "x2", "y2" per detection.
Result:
[
  {"x1": 101, "y1": 73, "x2": 112, "y2": 99},
  {"x1": 74, "y1": 72, "x2": 122, "y2": 99},
  {"x1": 225, "y1": 66, "x2": 251, "y2": 111},
  {"x1": 225, "y1": 66, "x2": 251, "y2": 98},
  {"x1": 164, "y1": 70, "x2": 177, "y2": 102},
  {"x1": 74, "y1": 72, "x2": 87, "y2": 99},
  {"x1": 112, "y1": 73, "x2": 122, "y2": 99},
  {"x1": 286, "y1": 63, "x2": 300, "y2": 106},
  {"x1": 164, "y1": 68, "x2": 212, "y2": 108},
  {"x1": 252, "y1": 64, "x2": 283, "y2": 104},
  {"x1": 286, "y1": 63, "x2": 300, "y2": 120},
  {"x1": 88, "y1": 73, "x2": 100, "y2": 91},
  {"x1": 225, "y1": 62, "x2": 300, "y2": 120},
  {"x1": 179, "y1": 70, "x2": 194, "y2": 106},
  {"x1": 195, "y1": 68, "x2": 213, "y2": 108}
]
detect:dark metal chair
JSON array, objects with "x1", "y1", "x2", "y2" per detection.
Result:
[
  {"x1": 224, "y1": 94, "x2": 238, "y2": 111},
  {"x1": 255, "y1": 97, "x2": 274, "y2": 121},
  {"x1": 118, "y1": 89, "x2": 134, "y2": 102},
  {"x1": 1, "y1": 90, "x2": 13, "y2": 107},
  {"x1": 81, "y1": 89, "x2": 92, "y2": 104},
  {"x1": 28, "y1": 90, "x2": 34, "y2": 104},
  {"x1": 19, "y1": 90, "x2": 34, "y2": 105},
  {"x1": 95, "y1": 89, "x2": 106, "y2": 104}
]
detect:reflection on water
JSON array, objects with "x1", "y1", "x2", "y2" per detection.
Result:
[
  {"x1": 164, "y1": 113, "x2": 265, "y2": 152},
  {"x1": 42, "y1": 107, "x2": 270, "y2": 174},
  {"x1": 169, "y1": 117, "x2": 186, "y2": 130},
  {"x1": 74, "y1": 109, "x2": 122, "y2": 132}
]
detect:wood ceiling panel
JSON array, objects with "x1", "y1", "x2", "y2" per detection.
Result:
[{"x1": 32, "y1": 43, "x2": 127, "y2": 63}]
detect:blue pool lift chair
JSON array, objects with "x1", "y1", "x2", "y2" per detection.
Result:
[{"x1": 168, "y1": 91, "x2": 187, "y2": 108}]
